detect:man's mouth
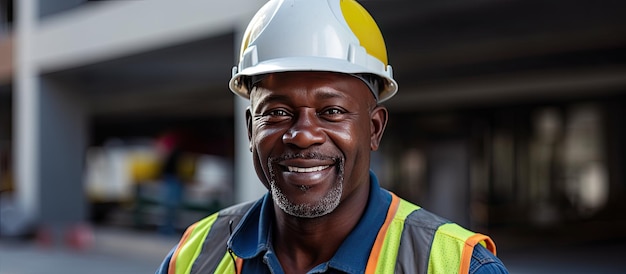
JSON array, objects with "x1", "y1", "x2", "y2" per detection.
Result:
[{"x1": 286, "y1": 165, "x2": 331, "y2": 173}]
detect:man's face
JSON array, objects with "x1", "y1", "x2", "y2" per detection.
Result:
[{"x1": 246, "y1": 72, "x2": 388, "y2": 218}]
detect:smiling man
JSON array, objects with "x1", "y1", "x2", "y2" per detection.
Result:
[
  {"x1": 157, "y1": 1, "x2": 508, "y2": 273},
  {"x1": 250, "y1": 72, "x2": 382, "y2": 222}
]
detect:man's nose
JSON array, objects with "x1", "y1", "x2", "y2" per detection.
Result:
[{"x1": 282, "y1": 109, "x2": 326, "y2": 148}]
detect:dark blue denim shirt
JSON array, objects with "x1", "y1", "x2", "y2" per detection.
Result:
[{"x1": 156, "y1": 171, "x2": 508, "y2": 274}]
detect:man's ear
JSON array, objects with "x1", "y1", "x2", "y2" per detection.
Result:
[
  {"x1": 370, "y1": 105, "x2": 388, "y2": 151},
  {"x1": 246, "y1": 106, "x2": 253, "y2": 151}
]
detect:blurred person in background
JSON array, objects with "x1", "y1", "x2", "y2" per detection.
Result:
[
  {"x1": 156, "y1": 131, "x2": 185, "y2": 236},
  {"x1": 157, "y1": 0, "x2": 508, "y2": 273}
]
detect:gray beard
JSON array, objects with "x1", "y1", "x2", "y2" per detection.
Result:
[{"x1": 268, "y1": 155, "x2": 344, "y2": 218}]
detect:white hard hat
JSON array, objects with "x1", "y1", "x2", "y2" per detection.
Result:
[{"x1": 229, "y1": 0, "x2": 398, "y2": 103}]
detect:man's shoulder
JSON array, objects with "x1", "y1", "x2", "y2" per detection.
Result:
[
  {"x1": 470, "y1": 244, "x2": 509, "y2": 274},
  {"x1": 393, "y1": 198, "x2": 508, "y2": 273},
  {"x1": 190, "y1": 199, "x2": 259, "y2": 231},
  {"x1": 217, "y1": 199, "x2": 258, "y2": 217},
  {"x1": 395, "y1": 197, "x2": 451, "y2": 231}
]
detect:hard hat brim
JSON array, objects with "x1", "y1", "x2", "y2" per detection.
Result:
[{"x1": 229, "y1": 56, "x2": 398, "y2": 103}]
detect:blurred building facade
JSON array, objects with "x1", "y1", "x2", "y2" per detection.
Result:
[{"x1": 1, "y1": 0, "x2": 625, "y2": 247}]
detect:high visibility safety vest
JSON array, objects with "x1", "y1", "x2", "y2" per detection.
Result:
[{"x1": 167, "y1": 193, "x2": 496, "y2": 274}]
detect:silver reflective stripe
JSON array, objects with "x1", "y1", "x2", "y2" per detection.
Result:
[
  {"x1": 187, "y1": 199, "x2": 456, "y2": 274},
  {"x1": 190, "y1": 202, "x2": 255, "y2": 274},
  {"x1": 396, "y1": 208, "x2": 449, "y2": 274}
]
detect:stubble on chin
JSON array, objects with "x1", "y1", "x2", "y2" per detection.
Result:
[{"x1": 267, "y1": 154, "x2": 344, "y2": 218}]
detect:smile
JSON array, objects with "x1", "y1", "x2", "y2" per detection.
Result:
[{"x1": 286, "y1": 165, "x2": 331, "y2": 173}]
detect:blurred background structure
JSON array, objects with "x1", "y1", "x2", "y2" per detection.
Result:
[{"x1": 1, "y1": 0, "x2": 626, "y2": 273}]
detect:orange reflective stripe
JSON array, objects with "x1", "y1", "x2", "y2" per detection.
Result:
[
  {"x1": 236, "y1": 257, "x2": 244, "y2": 274},
  {"x1": 168, "y1": 222, "x2": 199, "y2": 274},
  {"x1": 365, "y1": 193, "x2": 400, "y2": 274},
  {"x1": 482, "y1": 235, "x2": 497, "y2": 255},
  {"x1": 458, "y1": 233, "x2": 496, "y2": 274}
]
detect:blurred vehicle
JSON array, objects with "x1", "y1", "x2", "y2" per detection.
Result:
[{"x1": 84, "y1": 141, "x2": 233, "y2": 230}]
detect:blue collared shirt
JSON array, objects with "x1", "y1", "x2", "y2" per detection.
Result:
[
  {"x1": 227, "y1": 172, "x2": 391, "y2": 274},
  {"x1": 156, "y1": 171, "x2": 508, "y2": 274}
]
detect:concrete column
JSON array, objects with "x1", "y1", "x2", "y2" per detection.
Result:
[
  {"x1": 233, "y1": 6, "x2": 266, "y2": 203},
  {"x1": 13, "y1": 0, "x2": 39, "y2": 233},
  {"x1": 37, "y1": 77, "x2": 88, "y2": 239},
  {"x1": 11, "y1": 0, "x2": 89, "y2": 242}
]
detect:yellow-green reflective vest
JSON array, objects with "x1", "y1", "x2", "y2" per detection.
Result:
[{"x1": 168, "y1": 193, "x2": 496, "y2": 274}]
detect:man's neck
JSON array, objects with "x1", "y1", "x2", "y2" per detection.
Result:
[{"x1": 272, "y1": 184, "x2": 370, "y2": 273}]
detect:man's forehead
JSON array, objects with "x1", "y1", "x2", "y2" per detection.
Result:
[
  {"x1": 252, "y1": 86, "x2": 348, "y2": 99},
  {"x1": 250, "y1": 83, "x2": 351, "y2": 106},
  {"x1": 251, "y1": 72, "x2": 376, "y2": 102},
  {"x1": 263, "y1": 71, "x2": 355, "y2": 83}
]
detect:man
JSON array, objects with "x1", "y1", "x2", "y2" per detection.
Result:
[{"x1": 157, "y1": 0, "x2": 508, "y2": 273}]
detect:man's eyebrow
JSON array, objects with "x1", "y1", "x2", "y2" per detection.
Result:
[
  {"x1": 315, "y1": 87, "x2": 356, "y2": 99},
  {"x1": 252, "y1": 88, "x2": 350, "y2": 109},
  {"x1": 252, "y1": 93, "x2": 290, "y2": 109},
  {"x1": 316, "y1": 89, "x2": 349, "y2": 100}
]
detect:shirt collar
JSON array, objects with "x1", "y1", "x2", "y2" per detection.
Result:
[
  {"x1": 228, "y1": 171, "x2": 391, "y2": 273},
  {"x1": 227, "y1": 193, "x2": 273, "y2": 259}
]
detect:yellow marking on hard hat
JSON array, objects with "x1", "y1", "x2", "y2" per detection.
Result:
[{"x1": 340, "y1": 0, "x2": 388, "y2": 65}]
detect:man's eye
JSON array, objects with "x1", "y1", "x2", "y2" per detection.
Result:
[
  {"x1": 268, "y1": 109, "x2": 289, "y2": 116},
  {"x1": 321, "y1": 108, "x2": 344, "y2": 115}
]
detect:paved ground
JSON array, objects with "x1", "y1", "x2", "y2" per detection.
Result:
[
  {"x1": 0, "y1": 226, "x2": 179, "y2": 274},
  {"x1": 1, "y1": 225, "x2": 625, "y2": 274}
]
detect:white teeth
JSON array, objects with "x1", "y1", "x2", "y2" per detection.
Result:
[{"x1": 287, "y1": 165, "x2": 329, "y2": 173}]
